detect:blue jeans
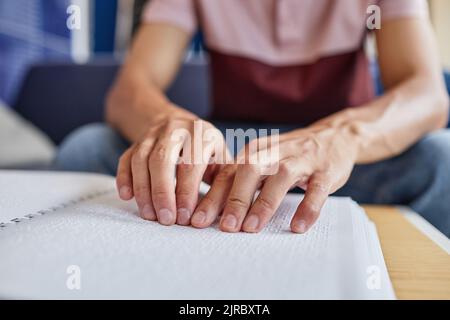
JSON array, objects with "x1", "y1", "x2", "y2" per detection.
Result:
[{"x1": 54, "y1": 123, "x2": 450, "y2": 237}]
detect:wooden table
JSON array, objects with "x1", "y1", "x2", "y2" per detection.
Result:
[{"x1": 364, "y1": 206, "x2": 450, "y2": 300}]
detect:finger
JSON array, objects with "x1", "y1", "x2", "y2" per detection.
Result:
[
  {"x1": 149, "y1": 137, "x2": 183, "y2": 226},
  {"x1": 220, "y1": 164, "x2": 261, "y2": 233},
  {"x1": 131, "y1": 140, "x2": 157, "y2": 221},
  {"x1": 191, "y1": 165, "x2": 236, "y2": 229},
  {"x1": 242, "y1": 162, "x2": 296, "y2": 233},
  {"x1": 175, "y1": 133, "x2": 218, "y2": 225},
  {"x1": 116, "y1": 148, "x2": 134, "y2": 201},
  {"x1": 202, "y1": 163, "x2": 222, "y2": 185},
  {"x1": 175, "y1": 163, "x2": 207, "y2": 225},
  {"x1": 291, "y1": 173, "x2": 332, "y2": 234},
  {"x1": 201, "y1": 143, "x2": 233, "y2": 185}
]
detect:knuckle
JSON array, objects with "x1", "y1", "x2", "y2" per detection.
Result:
[
  {"x1": 242, "y1": 163, "x2": 260, "y2": 175},
  {"x1": 200, "y1": 194, "x2": 215, "y2": 208},
  {"x1": 118, "y1": 156, "x2": 127, "y2": 167},
  {"x1": 318, "y1": 169, "x2": 334, "y2": 181},
  {"x1": 175, "y1": 187, "x2": 192, "y2": 198},
  {"x1": 152, "y1": 187, "x2": 169, "y2": 200},
  {"x1": 310, "y1": 181, "x2": 330, "y2": 193},
  {"x1": 178, "y1": 163, "x2": 195, "y2": 173},
  {"x1": 278, "y1": 161, "x2": 295, "y2": 176},
  {"x1": 118, "y1": 153, "x2": 128, "y2": 163},
  {"x1": 148, "y1": 123, "x2": 162, "y2": 133},
  {"x1": 166, "y1": 118, "x2": 189, "y2": 132},
  {"x1": 301, "y1": 135, "x2": 319, "y2": 152},
  {"x1": 119, "y1": 149, "x2": 132, "y2": 164},
  {"x1": 214, "y1": 166, "x2": 235, "y2": 183},
  {"x1": 150, "y1": 145, "x2": 167, "y2": 162},
  {"x1": 201, "y1": 119, "x2": 213, "y2": 127},
  {"x1": 227, "y1": 197, "x2": 249, "y2": 210},
  {"x1": 134, "y1": 187, "x2": 150, "y2": 202},
  {"x1": 167, "y1": 118, "x2": 182, "y2": 127},
  {"x1": 134, "y1": 147, "x2": 150, "y2": 162},
  {"x1": 255, "y1": 197, "x2": 275, "y2": 213},
  {"x1": 116, "y1": 172, "x2": 130, "y2": 184},
  {"x1": 117, "y1": 163, "x2": 128, "y2": 177}
]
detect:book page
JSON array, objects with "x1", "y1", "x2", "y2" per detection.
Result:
[
  {"x1": 0, "y1": 181, "x2": 393, "y2": 299},
  {"x1": 0, "y1": 171, "x2": 115, "y2": 224}
]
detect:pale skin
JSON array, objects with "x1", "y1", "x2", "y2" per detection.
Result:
[{"x1": 106, "y1": 17, "x2": 449, "y2": 233}]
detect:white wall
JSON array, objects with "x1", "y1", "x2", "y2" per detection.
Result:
[
  {"x1": 70, "y1": 0, "x2": 91, "y2": 63},
  {"x1": 429, "y1": 0, "x2": 450, "y2": 68}
]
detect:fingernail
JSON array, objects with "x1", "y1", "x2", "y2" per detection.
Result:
[
  {"x1": 191, "y1": 211, "x2": 207, "y2": 226},
  {"x1": 142, "y1": 204, "x2": 155, "y2": 220},
  {"x1": 119, "y1": 186, "x2": 131, "y2": 199},
  {"x1": 222, "y1": 215, "x2": 238, "y2": 230},
  {"x1": 177, "y1": 208, "x2": 192, "y2": 225},
  {"x1": 158, "y1": 209, "x2": 175, "y2": 225},
  {"x1": 244, "y1": 215, "x2": 259, "y2": 232},
  {"x1": 294, "y1": 220, "x2": 307, "y2": 234}
]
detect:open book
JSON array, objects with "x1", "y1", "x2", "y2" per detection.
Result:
[{"x1": 0, "y1": 171, "x2": 395, "y2": 299}]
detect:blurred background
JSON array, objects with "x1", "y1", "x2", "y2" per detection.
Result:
[
  {"x1": 0, "y1": 0, "x2": 204, "y2": 105},
  {"x1": 0, "y1": 0, "x2": 449, "y2": 170}
]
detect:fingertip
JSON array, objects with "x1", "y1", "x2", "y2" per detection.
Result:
[
  {"x1": 157, "y1": 208, "x2": 177, "y2": 226},
  {"x1": 292, "y1": 200, "x2": 322, "y2": 234},
  {"x1": 191, "y1": 211, "x2": 207, "y2": 228},
  {"x1": 119, "y1": 185, "x2": 133, "y2": 200},
  {"x1": 141, "y1": 204, "x2": 157, "y2": 221},
  {"x1": 291, "y1": 219, "x2": 308, "y2": 234},
  {"x1": 242, "y1": 215, "x2": 261, "y2": 233},
  {"x1": 176, "y1": 208, "x2": 192, "y2": 226},
  {"x1": 219, "y1": 214, "x2": 239, "y2": 233}
]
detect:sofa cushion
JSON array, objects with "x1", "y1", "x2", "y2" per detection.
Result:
[{"x1": 0, "y1": 100, "x2": 55, "y2": 169}]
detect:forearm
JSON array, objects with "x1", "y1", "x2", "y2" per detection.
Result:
[
  {"x1": 105, "y1": 23, "x2": 194, "y2": 142},
  {"x1": 106, "y1": 66, "x2": 195, "y2": 142},
  {"x1": 313, "y1": 74, "x2": 449, "y2": 164}
]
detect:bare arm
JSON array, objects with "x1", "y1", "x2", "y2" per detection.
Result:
[
  {"x1": 106, "y1": 24, "x2": 196, "y2": 142},
  {"x1": 191, "y1": 17, "x2": 450, "y2": 234},
  {"x1": 111, "y1": 24, "x2": 228, "y2": 226},
  {"x1": 316, "y1": 17, "x2": 449, "y2": 163}
]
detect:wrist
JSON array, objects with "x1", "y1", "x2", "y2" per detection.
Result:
[
  {"x1": 296, "y1": 121, "x2": 362, "y2": 164},
  {"x1": 340, "y1": 122, "x2": 365, "y2": 160},
  {"x1": 308, "y1": 121, "x2": 363, "y2": 164},
  {"x1": 160, "y1": 103, "x2": 198, "y2": 123}
]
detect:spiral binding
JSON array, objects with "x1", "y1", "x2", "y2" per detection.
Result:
[{"x1": 0, "y1": 188, "x2": 116, "y2": 229}]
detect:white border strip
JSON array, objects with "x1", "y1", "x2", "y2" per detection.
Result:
[
  {"x1": 397, "y1": 206, "x2": 450, "y2": 255},
  {"x1": 70, "y1": 0, "x2": 91, "y2": 63},
  {"x1": 115, "y1": 0, "x2": 134, "y2": 53}
]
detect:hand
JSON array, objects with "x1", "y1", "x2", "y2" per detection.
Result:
[
  {"x1": 191, "y1": 125, "x2": 359, "y2": 233},
  {"x1": 116, "y1": 115, "x2": 229, "y2": 226}
]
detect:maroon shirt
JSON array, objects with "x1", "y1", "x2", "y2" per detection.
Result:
[{"x1": 143, "y1": 0, "x2": 428, "y2": 125}]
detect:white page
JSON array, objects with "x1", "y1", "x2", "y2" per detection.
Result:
[
  {"x1": 366, "y1": 222, "x2": 396, "y2": 299},
  {"x1": 348, "y1": 206, "x2": 395, "y2": 299},
  {"x1": 0, "y1": 171, "x2": 115, "y2": 225},
  {"x1": 0, "y1": 171, "x2": 394, "y2": 299}
]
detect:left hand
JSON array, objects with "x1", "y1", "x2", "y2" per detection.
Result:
[{"x1": 190, "y1": 125, "x2": 359, "y2": 233}]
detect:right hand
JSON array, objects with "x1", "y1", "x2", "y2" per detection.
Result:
[{"x1": 116, "y1": 114, "x2": 230, "y2": 226}]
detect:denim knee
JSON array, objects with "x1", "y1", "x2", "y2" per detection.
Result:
[
  {"x1": 408, "y1": 129, "x2": 450, "y2": 236},
  {"x1": 54, "y1": 123, "x2": 129, "y2": 175},
  {"x1": 411, "y1": 130, "x2": 450, "y2": 181}
]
